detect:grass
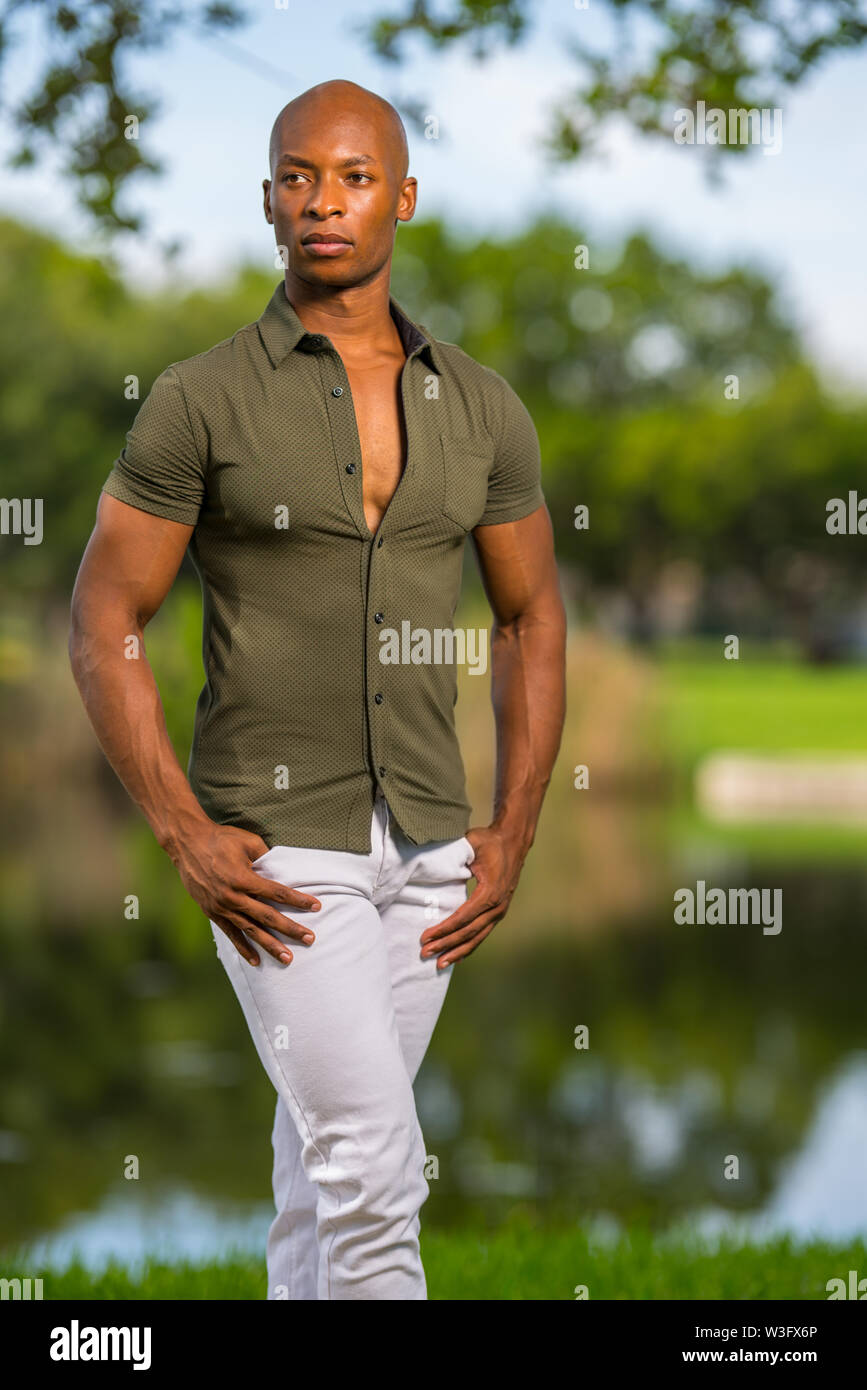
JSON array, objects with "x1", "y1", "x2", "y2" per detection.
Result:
[
  {"x1": 650, "y1": 641, "x2": 867, "y2": 862},
  {"x1": 656, "y1": 641, "x2": 867, "y2": 769},
  {"x1": 13, "y1": 1225, "x2": 867, "y2": 1300},
  {"x1": 664, "y1": 803, "x2": 867, "y2": 860}
]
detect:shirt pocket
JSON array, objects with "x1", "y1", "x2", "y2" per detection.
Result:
[{"x1": 440, "y1": 431, "x2": 494, "y2": 531}]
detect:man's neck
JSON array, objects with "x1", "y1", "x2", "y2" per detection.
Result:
[{"x1": 282, "y1": 272, "x2": 404, "y2": 364}]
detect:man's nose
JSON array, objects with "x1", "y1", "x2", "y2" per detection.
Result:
[{"x1": 304, "y1": 176, "x2": 345, "y2": 220}]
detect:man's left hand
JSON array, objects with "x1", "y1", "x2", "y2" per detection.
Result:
[{"x1": 419, "y1": 825, "x2": 525, "y2": 969}]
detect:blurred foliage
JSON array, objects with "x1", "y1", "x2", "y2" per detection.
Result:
[
  {"x1": 4, "y1": 2, "x2": 866, "y2": 233},
  {"x1": 0, "y1": 0, "x2": 244, "y2": 234},
  {"x1": 1, "y1": 213, "x2": 864, "y2": 654},
  {"x1": 369, "y1": 0, "x2": 867, "y2": 170}
]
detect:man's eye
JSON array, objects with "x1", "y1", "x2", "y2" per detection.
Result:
[
  {"x1": 282, "y1": 173, "x2": 304, "y2": 184},
  {"x1": 347, "y1": 173, "x2": 372, "y2": 184}
]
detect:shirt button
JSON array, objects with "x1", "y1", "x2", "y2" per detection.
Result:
[
  {"x1": 374, "y1": 611, "x2": 384, "y2": 623},
  {"x1": 374, "y1": 692, "x2": 383, "y2": 704},
  {"x1": 332, "y1": 386, "x2": 344, "y2": 397},
  {"x1": 345, "y1": 463, "x2": 356, "y2": 474},
  {"x1": 378, "y1": 766, "x2": 386, "y2": 777},
  {"x1": 376, "y1": 536, "x2": 384, "y2": 548}
]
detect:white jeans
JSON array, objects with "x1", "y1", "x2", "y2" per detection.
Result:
[{"x1": 210, "y1": 788, "x2": 474, "y2": 1300}]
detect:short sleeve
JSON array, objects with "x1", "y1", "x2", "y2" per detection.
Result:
[
  {"x1": 101, "y1": 366, "x2": 205, "y2": 525},
  {"x1": 476, "y1": 374, "x2": 545, "y2": 527}
]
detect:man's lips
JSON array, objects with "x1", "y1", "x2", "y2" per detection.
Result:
[{"x1": 301, "y1": 234, "x2": 352, "y2": 257}]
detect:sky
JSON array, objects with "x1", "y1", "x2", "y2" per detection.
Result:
[{"x1": 1, "y1": 0, "x2": 864, "y2": 389}]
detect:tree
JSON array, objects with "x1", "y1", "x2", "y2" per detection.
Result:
[
  {"x1": 368, "y1": 0, "x2": 867, "y2": 166},
  {"x1": 3, "y1": 209, "x2": 865, "y2": 661},
  {"x1": 2, "y1": 1, "x2": 866, "y2": 235},
  {"x1": 0, "y1": 0, "x2": 243, "y2": 234}
]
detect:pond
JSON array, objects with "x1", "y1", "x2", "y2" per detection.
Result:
[{"x1": 2, "y1": 838, "x2": 865, "y2": 1271}]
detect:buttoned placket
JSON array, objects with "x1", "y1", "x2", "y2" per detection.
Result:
[{"x1": 316, "y1": 336, "x2": 425, "y2": 803}]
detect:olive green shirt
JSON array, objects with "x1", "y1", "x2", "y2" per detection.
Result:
[{"x1": 101, "y1": 280, "x2": 546, "y2": 851}]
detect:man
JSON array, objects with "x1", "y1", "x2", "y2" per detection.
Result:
[{"x1": 69, "y1": 78, "x2": 566, "y2": 1300}]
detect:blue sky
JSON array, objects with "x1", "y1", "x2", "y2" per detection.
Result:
[{"x1": 1, "y1": 0, "x2": 864, "y2": 388}]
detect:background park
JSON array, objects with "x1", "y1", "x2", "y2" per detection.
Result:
[{"x1": 1, "y1": 0, "x2": 866, "y2": 1298}]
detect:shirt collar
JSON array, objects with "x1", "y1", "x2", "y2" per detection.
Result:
[{"x1": 257, "y1": 279, "x2": 442, "y2": 374}]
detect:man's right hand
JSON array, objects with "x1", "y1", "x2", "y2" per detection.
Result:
[{"x1": 166, "y1": 819, "x2": 321, "y2": 967}]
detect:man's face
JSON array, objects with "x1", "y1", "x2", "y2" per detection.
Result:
[{"x1": 263, "y1": 102, "x2": 416, "y2": 290}]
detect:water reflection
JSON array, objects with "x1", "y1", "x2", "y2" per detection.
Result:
[
  {"x1": 2, "y1": 855, "x2": 866, "y2": 1264},
  {"x1": 23, "y1": 1190, "x2": 272, "y2": 1275},
  {"x1": 18, "y1": 1055, "x2": 867, "y2": 1272},
  {"x1": 758, "y1": 1053, "x2": 867, "y2": 1241}
]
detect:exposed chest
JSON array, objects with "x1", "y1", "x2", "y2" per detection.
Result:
[
  {"x1": 201, "y1": 350, "x2": 495, "y2": 544},
  {"x1": 343, "y1": 358, "x2": 407, "y2": 534}
]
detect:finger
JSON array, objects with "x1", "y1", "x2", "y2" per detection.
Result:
[
  {"x1": 422, "y1": 910, "x2": 501, "y2": 958},
  {"x1": 240, "y1": 922, "x2": 301, "y2": 965},
  {"x1": 221, "y1": 910, "x2": 302, "y2": 965},
  {"x1": 224, "y1": 894, "x2": 317, "y2": 945},
  {"x1": 212, "y1": 915, "x2": 262, "y2": 967},
  {"x1": 215, "y1": 906, "x2": 300, "y2": 961},
  {"x1": 243, "y1": 873, "x2": 322, "y2": 912},
  {"x1": 437, "y1": 921, "x2": 497, "y2": 968},
  {"x1": 419, "y1": 884, "x2": 501, "y2": 944},
  {"x1": 422, "y1": 920, "x2": 494, "y2": 957}
]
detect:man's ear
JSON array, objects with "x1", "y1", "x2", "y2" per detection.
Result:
[{"x1": 263, "y1": 178, "x2": 273, "y2": 224}]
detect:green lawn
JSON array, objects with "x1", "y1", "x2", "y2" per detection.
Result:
[
  {"x1": 652, "y1": 642, "x2": 867, "y2": 860},
  {"x1": 656, "y1": 642, "x2": 867, "y2": 769},
  {"x1": 663, "y1": 802, "x2": 867, "y2": 860},
  {"x1": 14, "y1": 1225, "x2": 867, "y2": 1299}
]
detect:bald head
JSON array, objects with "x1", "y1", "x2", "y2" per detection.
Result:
[
  {"x1": 264, "y1": 78, "x2": 418, "y2": 291},
  {"x1": 268, "y1": 79, "x2": 409, "y2": 184}
]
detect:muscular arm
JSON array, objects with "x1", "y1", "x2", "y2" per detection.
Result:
[
  {"x1": 476, "y1": 502, "x2": 567, "y2": 859},
  {"x1": 69, "y1": 493, "x2": 321, "y2": 965},
  {"x1": 69, "y1": 493, "x2": 206, "y2": 850},
  {"x1": 419, "y1": 503, "x2": 567, "y2": 967}
]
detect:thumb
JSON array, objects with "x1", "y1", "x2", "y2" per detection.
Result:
[{"x1": 240, "y1": 831, "x2": 271, "y2": 862}]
